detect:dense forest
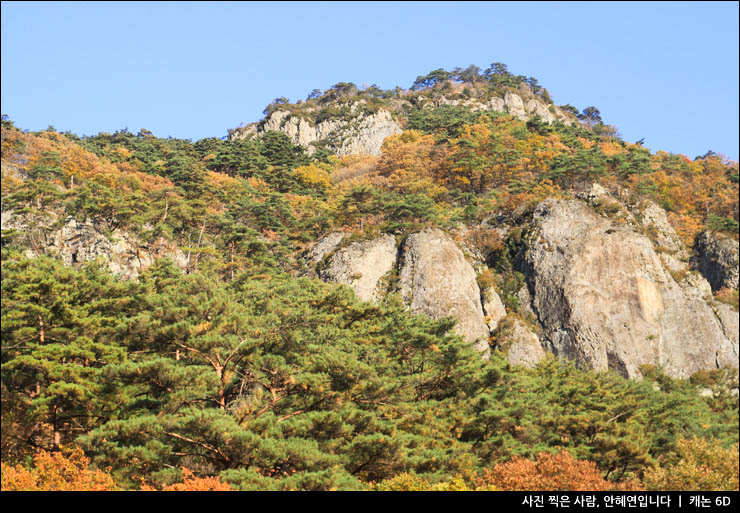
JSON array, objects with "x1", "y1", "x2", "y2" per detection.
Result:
[{"x1": 1, "y1": 63, "x2": 738, "y2": 491}]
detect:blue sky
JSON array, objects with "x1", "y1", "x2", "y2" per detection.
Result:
[{"x1": 2, "y1": 1, "x2": 738, "y2": 160}]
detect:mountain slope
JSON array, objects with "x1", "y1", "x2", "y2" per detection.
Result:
[{"x1": 1, "y1": 63, "x2": 738, "y2": 490}]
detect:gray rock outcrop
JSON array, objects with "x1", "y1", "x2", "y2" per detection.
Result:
[
  {"x1": 307, "y1": 229, "x2": 494, "y2": 353},
  {"x1": 691, "y1": 231, "x2": 739, "y2": 292},
  {"x1": 494, "y1": 316, "x2": 547, "y2": 368},
  {"x1": 522, "y1": 199, "x2": 738, "y2": 378},
  {"x1": 482, "y1": 287, "x2": 507, "y2": 332},
  {"x1": 635, "y1": 200, "x2": 687, "y2": 256},
  {"x1": 399, "y1": 229, "x2": 490, "y2": 353},
  {"x1": 525, "y1": 99, "x2": 556, "y2": 123},
  {"x1": 432, "y1": 92, "x2": 563, "y2": 124},
  {"x1": 232, "y1": 108, "x2": 402, "y2": 157},
  {"x1": 312, "y1": 234, "x2": 398, "y2": 302},
  {"x1": 231, "y1": 92, "x2": 572, "y2": 157},
  {"x1": 1, "y1": 211, "x2": 186, "y2": 279},
  {"x1": 504, "y1": 92, "x2": 528, "y2": 120},
  {"x1": 306, "y1": 232, "x2": 346, "y2": 269}
]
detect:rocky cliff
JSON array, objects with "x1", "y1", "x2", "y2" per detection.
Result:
[
  {"x1": 231, "y1": 105, "x2": 402, "y2": 157},
  {"x1": 303, "y1": 192, "x2": 738, "y2": 378},
  {"x1": 310, "y1": 233, "x2": 397, "y2": 302},
  {"x1": 306, "y1": 229, "x2": 496, "y2": 354},
  {"x1": 692, "y1": 231, "x2": 739, "y2": 292},
  {"x1": 399, "y1": 229, "x2": 491, "y2": 354},
  {"x1": 520, "y1": 198, "x2": 737, "y2": 378},
  {"x1": 229, "y1": 91, "x2": 572, "y2": 157},
  {"x1": 1, "y1": 210, "x2": 187, "y2": 279}
]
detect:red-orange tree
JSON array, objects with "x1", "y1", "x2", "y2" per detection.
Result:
[
  {"x1": 476, "y1": 451, "x2": 640, "y2": 491},
  {"x1": 1, "y1": 448, "x2": 118, "y2": 491}
]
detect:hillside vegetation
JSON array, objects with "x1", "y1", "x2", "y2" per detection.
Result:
[{"x1": 1, "y1": 63, "x2": 738, "y2": 491}]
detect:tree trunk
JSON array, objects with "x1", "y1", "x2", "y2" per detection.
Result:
[{"x1": 51, "y1": 404, "x2": 61, "y2": 451}]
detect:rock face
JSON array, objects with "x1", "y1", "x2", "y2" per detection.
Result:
[
  {"x1": 495, "y1": 316, "x2": 546, "y2": 368},
  {"x1": 522, "y1": 199, "x2": 738, "y2": 379},
  {"x1": 504, "y1": 92, "x2": 528, "y2": 120},
  {"x1": 635, "y1": 200, "x2": 687, "y2": 256},
  {"x1": 232, "y1": 108, "x2": 402, "y2": 157},
  {"x1": 302, "y1": 200, "x2": 735, "y2": 377},
  {"x1": 231, "y1": 93, "x2": 572, "y2": 157},
  {"x1": 1, "y1": 212, "x2": 187, "y2": 279},
  {"x1": 313, "y1": 234, "x2": 398, "y2": 302},
  {"x1": 306, "y1": 232, "x2": 346, "y2": 267},
  {"x1": 482, "y1": 288, "x2": 507, "y2": 332},
  {"x1": 399, "y1": 229, "x2": 490, "y2": 353},
  {"x1": 692, "y1": 231, "x2": 739, "y2": 292},
  {"x1": 431, "y1": 92, "x2": 565, "y2": 124},
  {"x1": 306, "y1": 228, "x2": 492, "y2": 353}
]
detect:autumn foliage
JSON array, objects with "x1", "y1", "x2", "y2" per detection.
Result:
[
  {"x1": 1, "y1": 128, "x2": 172, "y2": 194},
  {"x1": 1, "y1": 448, "x2": 118, "y2": 491},
  {"x1": 140, "y1": 469, "x2": 232, "y2": 491},
  {"x1": 643, "y1": 438, "x2": 739, "y2": 491},
  {"x1": 475, "y1": 451, "x2": 636, "y2": 491}
]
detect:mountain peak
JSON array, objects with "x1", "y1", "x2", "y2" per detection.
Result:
[{"x1": 228, "y1": 63, "x2": 583, "y2": 156}]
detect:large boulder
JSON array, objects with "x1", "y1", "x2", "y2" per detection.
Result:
[
  {"x1": 305, "y1": 232, "x2": 346, "y2": 269},
  {"x1": 522, "y1": 199, "x2": 738, "y2": 378},
  {"x1": 399, "y1": 229, "x2": 490, "y2": 353},
  {"x1": 504, "y1": 92, "x2": 528, "y2": 120},
  {"x1": 494, "y1": 316, "x2": 547, "y2": 368},
  {"x1": 525, "y1": 99, "x2": 556, "y2": 123},
  {"x1": 314, "y1": 234, "x2": 398, "y2": 303},
  {"x1": 691, "y1": 231, "x2": 739, "y2": 292}
]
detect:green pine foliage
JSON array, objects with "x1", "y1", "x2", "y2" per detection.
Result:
[{"x1": 2, "y1": 251, "x2": 736, "y2": 488}]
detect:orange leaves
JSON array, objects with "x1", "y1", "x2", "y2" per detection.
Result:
[
  {"x1": 207, "y1": 171, "x2": 243, "y2": 191},
  {"x1": 578, "y1": 137, "x2": 595, "y2": 149},
  {"x1": 599, "y1": 141, "x2": 624, "y2": 157},
  {"x1": 374, "y1": 131, "x2": 450, "y2": 197},
  {"x1": 667, "y1": 212, "x2": 704, "y2": 247},
  {"x1": 476, "y1": 451, "x2": 620, "y2": 491},
  {"x1": 5, "y1": 128, "x2": 172, "y2": 194},
  {"x1": 377, "y1": 130, "x2": 438, "y2": 179},
  {"x1": 246, "y1": 176, "x2": 269, "y2": 190},
  {"x1": 377, "y1": 452, "x2": 643, "y2": 492},
  {"x1": 1, "y1": 448, "x2": 118, "y2": 491},
  {"x1": 0, "y1": 449, "x2": 233, "y2": 491},
  {"x1": 140, "y1": 469, "x2": 232, "y2": 491},
  {"x1": 190, "y1": 321, "x2": 212, "y2": 336}
]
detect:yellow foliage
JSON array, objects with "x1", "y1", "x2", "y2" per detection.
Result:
[
  {"x1": 140, "y1": 468, "x2": 232, "y2": 491},
  {"x1": 600, "y1": 141, "x2": 624, "y2": 157},
  {"x1": 643, "y1": 438, "x2": 739, "y2": 491},
  {"x1": 246, "y1": 176, "x2": 269, "y2": 190},
  {"x1": 331, "y1": 155, "x2": 378, "y2": 185},
  {"x1": 4, "y1": 128, "x2": 172, "y2": 193},
  {"x1": 294, "y1": 164, "x2": 332, "y2": 190},
  {"x1": 190, "y1": 321, "x2": 212, "y2": 335},
  {"x1": 374, "y1": 473, "x2": 477, "y2": 491},
  {"x1": 207, "y1": 171, "x2": 242, "y2": 191},
  {"x1": 1, "y1": 448, "x2": 118, "y2": 491},
  {"x1": 476, "y1": 451, "x2": 626, "y2": 491},
  {"x1": 578, "y1": 137, "x2": 595, "y2": 149}
]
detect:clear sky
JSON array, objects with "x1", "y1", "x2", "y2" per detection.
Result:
[{"x1": 2, "y1": 1, "x2": 738, "y2": 160}]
